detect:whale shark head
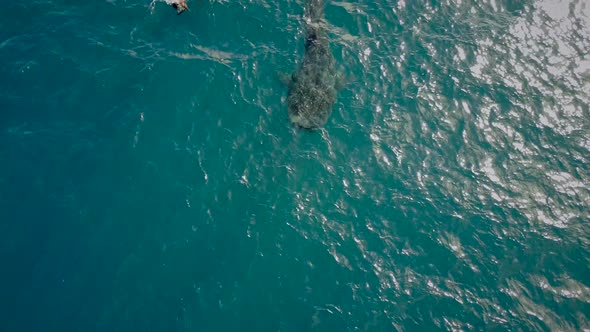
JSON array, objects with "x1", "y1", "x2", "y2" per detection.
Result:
[{"x1": 287, "y1": 72, "x2": 337, "y2": 129}]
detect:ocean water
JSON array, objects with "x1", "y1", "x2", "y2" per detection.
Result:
[{"x1": 1, "y1": 0, "x2": 589, "y2": 331}]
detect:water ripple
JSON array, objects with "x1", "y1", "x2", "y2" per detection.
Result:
[{"x1": 1, "y1": 0, "x2": 589, "y2": 330}]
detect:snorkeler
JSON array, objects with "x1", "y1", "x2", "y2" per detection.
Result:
[{"x1": 170, "y1": 0, "x2": 189, "y2": 14}]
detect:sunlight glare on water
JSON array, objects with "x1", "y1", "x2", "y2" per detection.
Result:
[{"x1": 0, "y1": 0, "x2": 588, "y2": 331}]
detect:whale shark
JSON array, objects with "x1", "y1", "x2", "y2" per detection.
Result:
[{"x1": 283, "y1": 0, "x2": 342, "y2": 129}]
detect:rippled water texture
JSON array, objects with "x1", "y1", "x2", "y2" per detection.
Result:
[{"x1": 1, "y1": 0, "x2": 589, "y2": 331}]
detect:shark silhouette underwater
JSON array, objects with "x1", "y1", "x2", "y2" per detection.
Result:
[
  {"x1": 281, "y1": 0, "x2": 345, "y2": 129},
  {"x1": 164, "y1": 0, "x2": 345, "y2": 129}
]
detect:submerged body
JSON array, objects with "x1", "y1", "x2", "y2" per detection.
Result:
[{"x1": 287, "y1": 0, "x2": 339, "y2": 129}]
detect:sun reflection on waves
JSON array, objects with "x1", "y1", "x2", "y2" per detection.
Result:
[
  {"x1": 273, "y1": 0, "x2": 590, "y2": 329},
  {"x1": 76, "y1": 0, "x2": 590, "y2": 329}
]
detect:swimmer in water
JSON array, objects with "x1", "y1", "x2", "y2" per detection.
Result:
[{"x1": 171, "y1": 0, "x2": 189, "y2": 14}]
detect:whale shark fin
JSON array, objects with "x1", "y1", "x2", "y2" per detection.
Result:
[
  {"x1": 335, "y1": 70, "x2": 354, "y2": 91},
  {"x1": 277, "y1": 72, "x2": 294, "y2": 87}
]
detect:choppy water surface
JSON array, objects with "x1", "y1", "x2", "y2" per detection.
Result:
[{"x1": 1, "y1": 0, "x2": 589, "y2": 331}]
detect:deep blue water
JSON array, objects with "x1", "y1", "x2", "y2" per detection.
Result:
[{"x1": 1, "y1": 0, "x2": 589, "y2": 331}]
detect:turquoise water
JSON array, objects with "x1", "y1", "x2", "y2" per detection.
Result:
[{"x1": 1, "y1": 0, "x2": 589, "y2": 330}]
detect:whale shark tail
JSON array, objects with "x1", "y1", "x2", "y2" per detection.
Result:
[{"x1": 306, "y1": 0, "x2": 325, "y2": 22}]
